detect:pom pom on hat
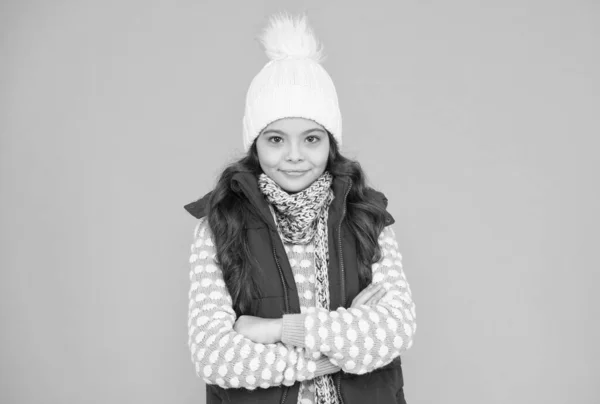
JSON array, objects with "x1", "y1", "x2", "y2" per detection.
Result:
[
  {"x1": 242, "y1": 13, "x2": 342, "y2": 152},
  {"x1": 258, "y1": 12, "x2": 324, "y2": 62}
]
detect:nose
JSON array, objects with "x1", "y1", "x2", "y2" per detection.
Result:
[{"x1": 285, "y1": 142, "x2": 304, "y2": 162}]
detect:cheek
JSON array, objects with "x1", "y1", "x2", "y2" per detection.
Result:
[
  {"x1": 257, "y1": 147, "x2": 280, "y2": 169},
  {"x1": 315, "y1": 145, "x2": 330, "y2": 166}
]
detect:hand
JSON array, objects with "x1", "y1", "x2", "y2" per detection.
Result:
[
  {"x1": 233, "y1": 315, "x2": 282, "y2": 344},
  {"x1": 351, "y1": 282, "x2": 388, "y2": 308}
]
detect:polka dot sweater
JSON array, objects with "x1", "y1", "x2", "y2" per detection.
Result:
[{"x1": 187, "y1": 216, "x2": 416, "y2": 403}]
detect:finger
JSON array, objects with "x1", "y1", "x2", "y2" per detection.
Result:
[
  {"x1": 364, "y1": 283, "x2": 384, "y2": 296},
  {"x1": 365, "y1": 286, "x2": 388, "y2": 305},
  {"x1": 354, "y1": 283, "x2": 383, "y2": 305},
  {"x1": 352, "y1": 284, "x2": 374, "y2": 304},
  {"x1": 352, "y1": 294, "x2": 369, "y2": 307},
  {"x1": 366, "y1": 292, "x2": 386, "y2": 306},
  {"x1": 356, "y1": 287, "x2": 382, "y2": 307},
  {"x1": 352, "y1": 283, "x2": 383, "y2": 307}
]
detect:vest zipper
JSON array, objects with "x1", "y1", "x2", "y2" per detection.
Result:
[
  {"x1": 335, "y1": 182, "x2": 352, "y2": 404},
  {"x1": 272, "y1": 243, "x2": 290, "y2": 314},
  {"x1": 271, "y1": 182, "x2": 352, "y2": 404},
  {"x1": 270, "y1": 233, "x2": 290, "y2": 404},
  {"x1": 280, "y1": 387, "x2": 289, "y2": 404}
]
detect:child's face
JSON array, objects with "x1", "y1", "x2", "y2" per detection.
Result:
[{"x1": 256, "y1": 117, "x2": 330, "y2": 194}]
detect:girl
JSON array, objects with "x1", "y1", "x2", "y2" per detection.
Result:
[{"x1": 185, "y1": 13, "x2": 416, "y2": 404}]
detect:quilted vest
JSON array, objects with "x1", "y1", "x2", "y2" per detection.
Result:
[{"x1": 184, "y1": 172, "x2": 407, "y2": 404}]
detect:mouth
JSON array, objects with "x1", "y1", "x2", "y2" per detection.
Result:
[{"x1": 281, "y1": 170, "x2": 308, "y2": 177}]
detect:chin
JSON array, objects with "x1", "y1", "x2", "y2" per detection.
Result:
[
  {"x1": 275, "y1": 173, "x2": 315, "y2": 194},
  {"x1": 279, "y1": 181, "x2": 309, "y2": 194}
]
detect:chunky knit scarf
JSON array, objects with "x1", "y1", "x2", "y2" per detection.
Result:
[{"x1": 258, "y1": 171, "x2": 340, "y2": 404}]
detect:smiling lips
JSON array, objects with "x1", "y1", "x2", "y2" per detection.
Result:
[{"x1": 282, "y1": 170, "x2": 308, "y2": 177}]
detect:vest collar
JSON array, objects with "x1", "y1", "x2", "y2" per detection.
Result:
[
  {"x1": 230, "y1": 171, "x2": 352, "y2": 232},
  {"x1": 183, "y1": 171, "x2": 353, "y2": 230},
  {"x1": 183, "y1": 172, "x2": 395, "y2": 226}
]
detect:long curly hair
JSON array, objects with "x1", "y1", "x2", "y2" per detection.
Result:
[{"x1": 206, "y1": 132, "x2": 389, "y2": 315}]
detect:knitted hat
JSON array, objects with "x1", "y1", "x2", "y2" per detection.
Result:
[{"x1": 242, "y1": 13, "x2": 342, "y2": 152}]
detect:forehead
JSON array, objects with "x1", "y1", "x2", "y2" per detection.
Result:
[{"x1": 263, "y1": 117, "x2": 325, "y2": 133}]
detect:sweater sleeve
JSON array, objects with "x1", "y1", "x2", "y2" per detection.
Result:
[
  {"x1": 187, "y1": 218, "x2": 340, "y2": 390},
  {"x1": 280, "y1": 225, "x2": 417, "y2": 375}
]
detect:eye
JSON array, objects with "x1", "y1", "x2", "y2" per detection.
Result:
[
  {"x1": 268, "y1": 136, "x2": 283, "y2": 143},
  {"x1": 306, "y1": 135, "x2": 320, "y2": 143}
]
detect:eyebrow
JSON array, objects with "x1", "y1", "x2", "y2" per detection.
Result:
[{"x1": 261, "y1": 128, "x2": 327, "y2": 136}]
